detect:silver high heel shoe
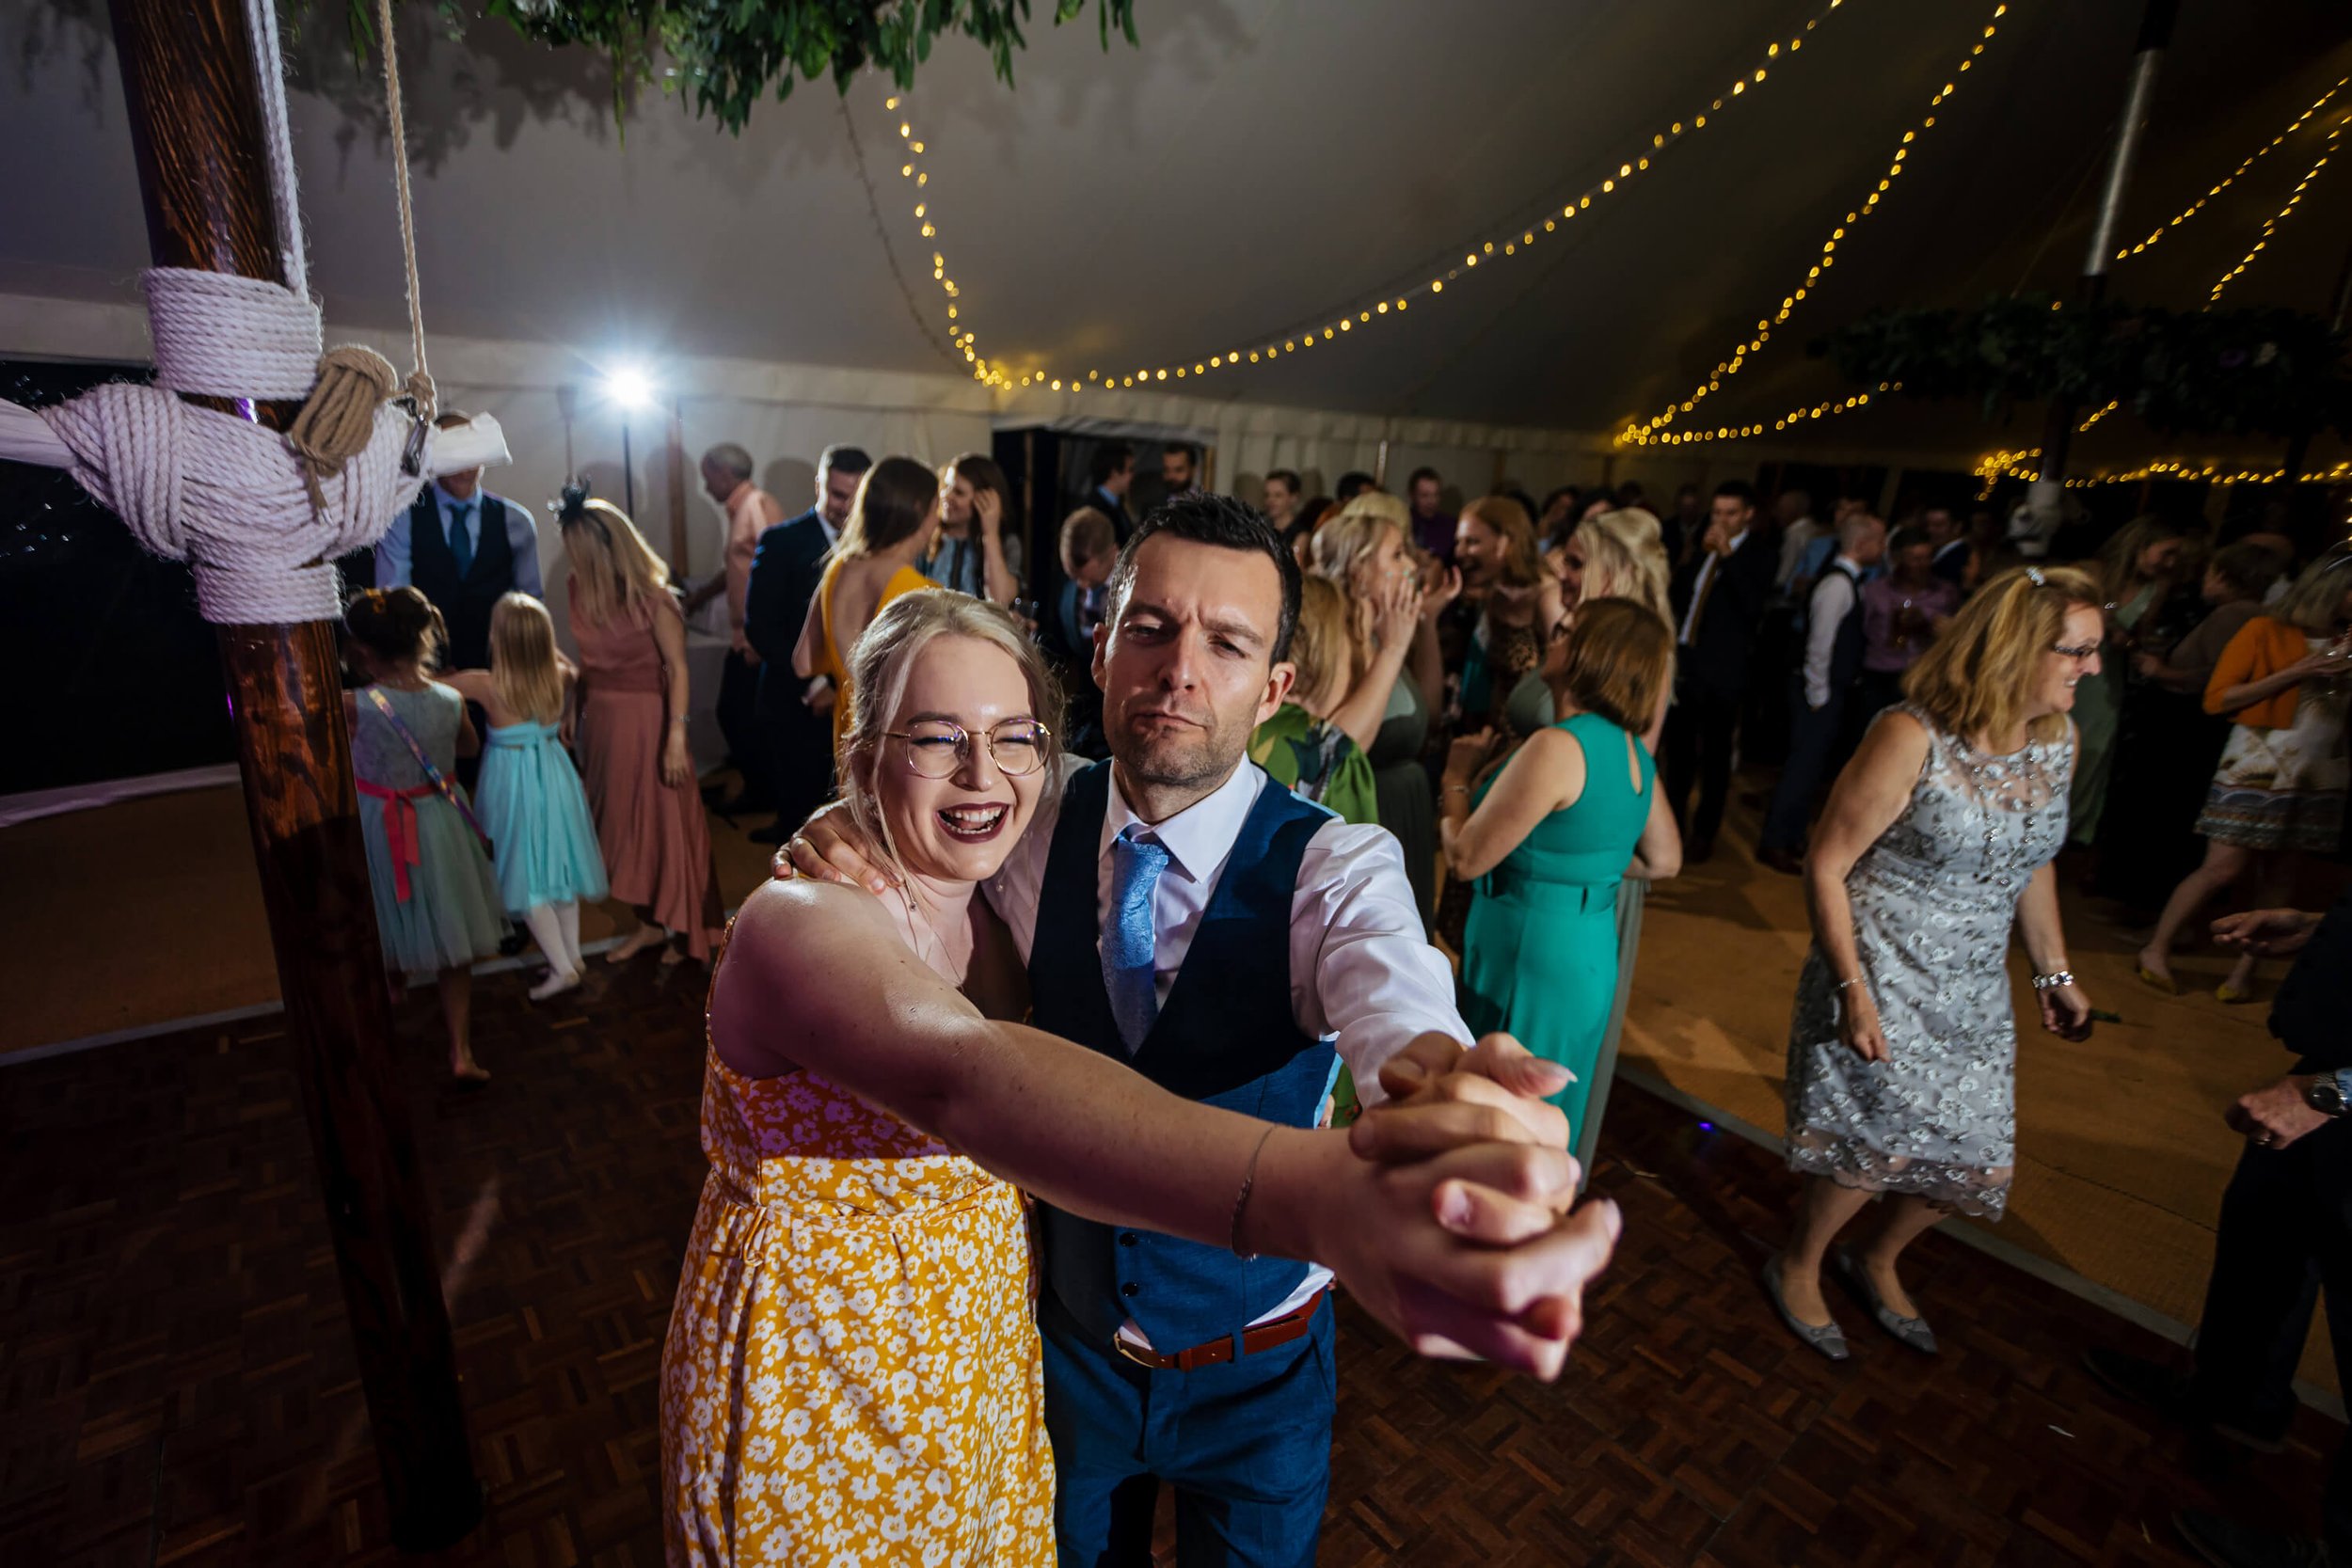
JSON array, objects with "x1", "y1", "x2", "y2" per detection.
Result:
[
  {"x1": 1834, "y1": 1245, "x2": 1939, "y2": 1355},
  {"x1": 1762, "y1": 1253, "x2": 1850, "y2": 1361}
]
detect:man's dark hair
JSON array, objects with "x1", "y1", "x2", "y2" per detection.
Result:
[
  {"x1": 818, "y1": 444, "x2": 871, "y2": 478},
  {"x1": 1887, "y1": 526, "x2": 1931, "y2": 556},
  {"x1": 1106, "y1": 492, "x2": 1302, "y2": 664},
  {"x1": 1334, "y1": 470, "x2": 1377, "y2": 504},
  {"x1": 1407, "y1": 466, "x2": 1441, "y2": 490},
  {"x1": 1617, "y1": 480, "x2": 1646, "y2": 504},
  {"x1": 1712, "y1": 479, "x2": 1758, "y2": 508},
  {"x1": 1163, "y1": 441, "x2": 1197, "y2": 464},
  {"x1": 1265, "y1": 467, "x2": 1301, "y2": 492},
  {"x1": 1089, "y1": 440, "x2": 1135, "y2": 488}
]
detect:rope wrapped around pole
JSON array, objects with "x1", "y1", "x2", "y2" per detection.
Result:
[{"x1": 29, "y1": 268, "x2": 433, "y2": 626}]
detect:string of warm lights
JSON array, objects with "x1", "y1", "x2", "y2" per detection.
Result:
[
  {"x1": 880, "y1": 1, "x2": 1870, "y2": 394},
  {"x1": 1614, "y1": 1, "x2": 2014, "y2": 448},
  {"x1": 1060, "y1": 0, "x2": 1877, "y2": 394},
  {"x1": 1974, "y1": 446, "x2": 2352, "y2": 497},
  {"x1": 2205, "y1": 110, "x2": 2346, "y2": 306},
  {"x1": 1613, "y1": 383, "x2": 1899, "y2": 448},
  {"x1": 2115, "y1": 77, "x2": 2348, "y2": 261},
  {"x1": 881, "y1": 93, "x2": 1006, "y2": 386}
]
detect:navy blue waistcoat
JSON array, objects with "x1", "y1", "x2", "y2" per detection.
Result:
[
  {"x1": 408, "y1": 492, "x2": 516, "y2": 671},
  {"x1": 1030, "y1": 760, "x2": 1335, "y2": 1350},
  {"x1": 1818, "y1": 560, "x2": 1866, "y2": 703}
]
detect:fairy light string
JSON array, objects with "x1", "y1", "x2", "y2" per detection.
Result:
[
  {"x1": 2116, "y1": 77, "x2": 2348, "y2": 261},
  {"x1": 2205, "y1": 110, "x2": 2346, "y2": 306},
  {"x1": 882, "y1": 1, "x2": 1870, "y2": 392},
  {"x1": 1614, "y1": 1, "x2": 2013, "y2": 448}
]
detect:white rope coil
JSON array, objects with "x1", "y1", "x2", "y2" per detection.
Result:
[
  {"x1": 41, "y1": 376, "x2": 430, "y2": 624},
  {"x1": 143, "y1": 270, "x2": 324, "y2": 399}
]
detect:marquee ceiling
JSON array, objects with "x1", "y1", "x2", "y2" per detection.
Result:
[{"x1": 4, "y1": 0, "x2": 2349, "y2": 460}]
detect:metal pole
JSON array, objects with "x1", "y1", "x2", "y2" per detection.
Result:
[
  {"x1": 105, "y1": 0, "x2": 481, "y2": 1549},
  {"x1": 2037, "y1": 0, "x2": 2179, "y2": 491},
  {"x1": 622, "y1": 418, "x2": 637, "y2": 517}
]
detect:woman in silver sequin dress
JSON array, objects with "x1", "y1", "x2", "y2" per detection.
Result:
[{"x1": 1766, "y1": 566, "x2": 2102, "y2": 1360}]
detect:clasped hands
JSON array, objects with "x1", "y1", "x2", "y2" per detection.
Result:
[{"x1": 778, "y1": 812, "x2": 1621, "y2": 1380}]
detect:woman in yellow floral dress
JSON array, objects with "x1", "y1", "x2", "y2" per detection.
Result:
[{"x1": 660, "y1": 592, "x2": 1625, "y2": 1566}]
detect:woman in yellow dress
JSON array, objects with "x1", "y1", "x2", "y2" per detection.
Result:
[
  {"x1": 660, "y1": 592, "x2": 1626, "y2": 1566},
  {"x1": 792, "y1": 454, "x2": 943, "y2": 752}
]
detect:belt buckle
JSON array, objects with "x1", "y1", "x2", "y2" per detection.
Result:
[{"x1": 1112, "y1": 1336, "x2": 1166, "y2": 1370}]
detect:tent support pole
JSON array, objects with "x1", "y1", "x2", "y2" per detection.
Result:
[
  {"x1": 2036, "y1": 0, "x2": 2178, "y2": 491},
  {"x1": 105, "y1": 0, "x2": 482, "y2": 1549}
]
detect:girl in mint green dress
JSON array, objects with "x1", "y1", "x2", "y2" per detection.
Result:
[{"x1": 1439, "y1": 599, "x2": 1680, "y2": 1164}]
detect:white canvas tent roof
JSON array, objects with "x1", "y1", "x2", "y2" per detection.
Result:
[{"x1": 4, "y1": 0, "x2": 2350, "y2": 482}]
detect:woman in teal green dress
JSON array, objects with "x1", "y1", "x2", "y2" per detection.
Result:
[{"x1": 1440, "y1": 598, "x2": 1681, "y2": 1162}]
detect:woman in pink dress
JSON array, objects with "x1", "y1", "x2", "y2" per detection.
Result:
[{"x1": 559, "y1": 485, "x2": 723, "y2": 965}]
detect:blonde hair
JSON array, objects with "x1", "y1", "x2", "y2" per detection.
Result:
[
  {"x1": 559, "y1": 499, "x2": 672, "y2": 629},
  {"x1": 1465, "y1": 495, "x2": 1542, "y2": 588},
  {"x1": 839, "y1": 592, "x2": 1066, "y2": 888},
  {"x1": 1555, "y1": 597, "x2": 1672, "y2": 733},
  {"x1": 487, "y1": 593, "x2": 565, "y2": 724},
  {"x1": 2272, "y1": 545, "x2": 2352, "y2": 634},
  {"x1": 1577, "y1": 510, "x2": 1674, "y2": 628},
  {"x1": 1308, "y1": 510, "x2": 1404, "y2": 593},
  {"x1": 1903, "y1": 563, "x2": 2101, "y2": 745},
  {"x1": 1288, "y1": 576, "x2": 1354, "y2": 713}
]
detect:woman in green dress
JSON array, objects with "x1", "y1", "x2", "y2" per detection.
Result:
[
  {"x1": 1248, "y1": 574, "x2": 1397, "y2": 824},
  {"x1": 1308, "y1": 498, "x2": 1456, "y2": 922},
  {"x1": 1441, "y1": 598, "x2": 1681, "y2": 1155}
]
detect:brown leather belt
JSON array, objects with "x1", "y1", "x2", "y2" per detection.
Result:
[{"x1": 1111, "y1": 1289, "x2": 1329, "y2": 1373}]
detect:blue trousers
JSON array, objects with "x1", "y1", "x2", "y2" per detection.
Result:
[
  {"x1": 1041, "y1": 1291, "x2": 1336, "y2": 1568},
  {"x1": 1759, "y1": 683, "x2": 1848, "y2": 855}
]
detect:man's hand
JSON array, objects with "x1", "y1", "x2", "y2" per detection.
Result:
[
  {"x1": 780, "y1": 798, "x2": 898, "y2": 892},
  {"x1": 2213, "y1": 908, "x2": 2320, "y2": 958},
  {"x1": 2227, "y1": 1075, "x2": 2332, "y2": 1151}
]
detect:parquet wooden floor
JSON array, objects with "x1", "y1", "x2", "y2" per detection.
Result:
[{"x1": 1, "y1": 957, "x2": 2339, "y2": 1566}]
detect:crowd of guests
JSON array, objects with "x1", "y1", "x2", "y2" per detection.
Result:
[{"x1": 348, "y1": 426, "x2": 2352, "y2": 1566}]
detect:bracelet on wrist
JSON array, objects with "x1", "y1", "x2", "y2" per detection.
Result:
[
  {"x1": 1229, "y1": 1126, "x2": 1278, "y2": 1260},
  {"x1": 1835, "y1": 975, "x2": 1867, "y2": 991},
  {"x1": 2030, "y1": 970, "x2": 2075, "y2": 991}
]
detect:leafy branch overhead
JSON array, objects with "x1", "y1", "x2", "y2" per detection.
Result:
[
  {"x1": 464, "y1": 0, "x2": 1139, "y2": 132},
  {"x1": 1814, "y1": 295, "x2": 2352, "y2": 440}
]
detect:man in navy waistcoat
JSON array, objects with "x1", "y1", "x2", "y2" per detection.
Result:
[{"x1": 790, "y1": 493, "x2": 1599, "y2": 1565}]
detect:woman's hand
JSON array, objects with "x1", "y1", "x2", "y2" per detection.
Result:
[
  {"x1": 1348, "y1": 1033, "x2": 1573, "y2": 1164},
  {"x1": 1445, "y1": 727, "x2": 1502, "y2": 788},
  {"x1": 975, "y1": 488, "x2": 1003, "y2": 540},
  {"x1": 2039, "y1": 982, "x2": 2093, "y2": 1042},
  {"x1": 1836, "y1": 983, "x2": 1889, "y2": 1063},
  {"x1": 2132, "y1": 651, "x2": 2165, "y2": 680},
  {"x1": 1422, "y1": 564, "x2": 1464, "y2": 622},
  {"x1": 1373, "y1": 574, "x2": 1423, "y2": 649},
  {"x1": 661, "y1": 725, "x2": 692, "y2": 788}
]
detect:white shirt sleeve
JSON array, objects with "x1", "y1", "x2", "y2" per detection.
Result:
[
  {"x1": 1803, "y1": 572, "x2": 1855, "y2": 709},
  {"x1": 502, "y1": 497, "x2": 545, "y2": 598},
  {"x1": 375, "y1": 509, "x2": 413, "y2": 589},
  {"x1": 1292, "y1": 819, "x2": 1471, "y2": 1108}
]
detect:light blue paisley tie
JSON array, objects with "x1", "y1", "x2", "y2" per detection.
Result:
[{"x1": 1103, "y1": 827, "x2": 1171, "y2": 1053}]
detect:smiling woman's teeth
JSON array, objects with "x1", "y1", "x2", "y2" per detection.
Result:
[{"x1": 939, "y1": 804, "x2": 1009, "y2": 839}]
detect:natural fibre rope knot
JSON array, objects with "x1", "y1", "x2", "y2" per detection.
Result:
[{"x1": 38, "y1": 267, "x2": 434, "y2": 626}]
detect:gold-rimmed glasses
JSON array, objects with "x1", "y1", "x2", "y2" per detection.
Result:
[{"x1": 882, "y1": 718, "x2": 1053, "y2": 778}]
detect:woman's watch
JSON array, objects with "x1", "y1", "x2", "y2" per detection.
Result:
[{"x1": 2303, "y1": 1074, "x2": 2349, "y2": 1117}]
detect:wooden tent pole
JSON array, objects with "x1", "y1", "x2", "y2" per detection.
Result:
[
  {"x1": 105, "y1": 0, "x2": 483, "y2": 1549},
  {"x1": 2036, "y1": 0, "x2": 2179, "y2": 487}
]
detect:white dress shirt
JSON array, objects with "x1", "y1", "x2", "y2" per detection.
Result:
[
  {"x1": 1677, "y1": 528, "x2": 1750, "y2": 646},
  {"x1": 1802, "y1": 558, "x2": 1862, "y2": 709},
  {"x1": 986, "y1": 753, "x2": 1470, "y2": 1344}
]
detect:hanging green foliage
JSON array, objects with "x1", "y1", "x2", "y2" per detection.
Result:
[
  {"x1": 1813, "y1": 294, "x2": 2352, "y2": 440},
  {"x1": 351, "y1": 1, "x2": 1139, "y2": 133}
]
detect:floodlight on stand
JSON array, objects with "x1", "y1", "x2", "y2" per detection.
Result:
[{"x1": 601, "y1": 364, "x2": 656, "y2": 412}]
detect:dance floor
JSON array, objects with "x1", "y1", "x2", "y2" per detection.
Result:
[
  {"x1": 5, "y1": 772, "x2": 2344, "y2": 1399},
  {"x1": 2, "y1": 950, "x2": 2340, "y2": 1566},
  {"x1": 1613, "y1": 802, "x2": 2346, "y2": 1396}
]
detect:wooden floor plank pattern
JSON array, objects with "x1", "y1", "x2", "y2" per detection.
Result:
[{"x1": 0, "y1": 956, "x2": 2338, "y2": 1566}]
